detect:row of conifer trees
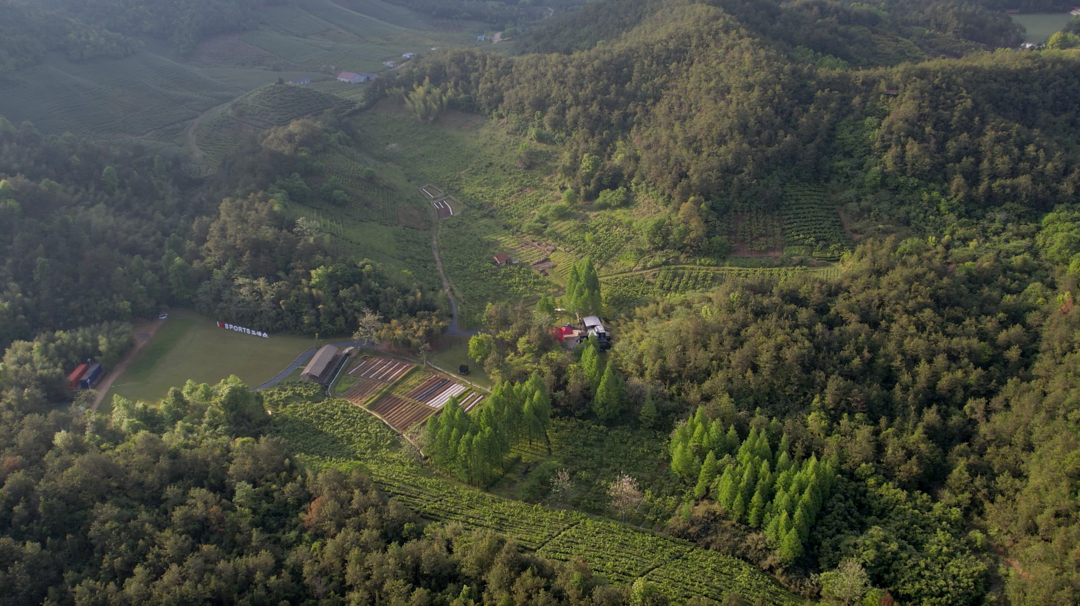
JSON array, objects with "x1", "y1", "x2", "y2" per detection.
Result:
[{"x1": 671, "y1": 408, "x2": 836, "y2": 562}]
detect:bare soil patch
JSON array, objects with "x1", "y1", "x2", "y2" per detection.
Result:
[{"x1": 369, "y1": 395, "x2": 436, "y2": 431}]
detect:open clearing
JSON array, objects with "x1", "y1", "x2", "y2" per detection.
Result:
[
  {"x1": 430, "y1": 336, "x2": 492, "y2": 387},
  {"x1": 105, "y1": 309, "x2": 331, "y2": 406},
  {"x1": 1010, "y1": 13, "x2": 1075, "y2": 42}
]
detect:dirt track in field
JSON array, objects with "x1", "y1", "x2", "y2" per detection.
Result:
[{"x1": 91, "y1": 317, "x2": 165, "y2": 411}]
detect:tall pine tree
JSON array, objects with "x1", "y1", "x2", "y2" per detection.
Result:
[{"x1": 592, "y1": 361, "x2": 626, "y2": 422}]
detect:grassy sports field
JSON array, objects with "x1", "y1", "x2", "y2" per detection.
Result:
[
  {"x1": 104, "y1": 309, "x2": 331, "y2": 408},
  {"x1": 1011, "y1": 13, "x2": 1074, "y2": 43}
]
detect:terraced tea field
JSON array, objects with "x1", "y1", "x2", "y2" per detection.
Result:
[
  {"x1": 781, "y1": 184, "x2": 852, "y2": 259},
  {"x1": 602, "y1": 265, "x2": 845, "y2": 310},
  {"x1": 231, "y1": 84, "x2": 342, "y2": 126},
  {"x1": 269, "y1": 391, "x2": 803, "y2": 604},
  {"x1": 193, "y1": 104, "x2": 247, "y2": 166},
  {"x1": 260, "y1": 4, "x2": 333, "y2": 37},
  {"x1": 298, "y1": 0, "x2": 408, "y2": 39},
  {"x1": 0, "y1": 52, "x2": 239, "y2": 139}
]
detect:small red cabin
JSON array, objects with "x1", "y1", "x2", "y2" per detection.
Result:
[{"x1": 68, "y1": 364, "x2": 89, "y2": 388}]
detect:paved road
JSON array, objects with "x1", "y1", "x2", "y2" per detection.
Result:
[{"x1": 255, "y1": 339, "x2": 368, "y2": 391}]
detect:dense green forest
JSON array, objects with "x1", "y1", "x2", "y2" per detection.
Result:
[
  {"x1": 0, "y1": 0, "x2": 138, "y2": 75},
  {"x1": 0, "y1": 359, "x2": 634, "y2": 604},
  {"x1": 388, "y1": 0, "x2": 1080, "y2": 217},
  {"x1": 3, "y1": 0, "x2": 1080, "y2": 603},
  {"x1": 0, "y1": 115, "x2": 444, "y2": 353}
]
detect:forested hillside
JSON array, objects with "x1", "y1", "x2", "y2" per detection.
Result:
[
  {"x1": 0, "y1": 0, "x2": 138, "y2": 75},
  {"x1": 0, "y1": 369, "x2": 634, "y2": 604},
  {"x1": 0, "y1": 115, "x2": 444, "y2": 353},
  {"x1": 388, "y1": 0, "x2": 1080, "y2": 217}
]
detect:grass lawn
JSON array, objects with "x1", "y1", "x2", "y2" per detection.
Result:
[
  {"x1": 1011, "y1": 13, "x2": 1075, "y2": 42},
  {"x1": 104, "y1": 309, "x2": 332, "y2": 408},
  {"x1": 430, "y1": 335, "x2": 491, "y2": 388}
]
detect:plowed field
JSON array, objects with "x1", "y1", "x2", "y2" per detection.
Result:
[
  {"x1": 458, "y1": 391, "x2": 486, "y2": 412},
  {"x1": 369, "y1": 394, "x2": 436, "y2": 431},
  {"x1": 341, "y1": 378, "x2": 383, "y2": 404},
  {"x1": 350, "y1": 357, "x2": 414, "y2": 382}
]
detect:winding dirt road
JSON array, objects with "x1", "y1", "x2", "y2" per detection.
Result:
[
  {"x1": 91, "y1": 317, "x2": 165, "y2": 411},
  {"x1": 431, "y1": 227, "x2": 475, "y2": 336}
]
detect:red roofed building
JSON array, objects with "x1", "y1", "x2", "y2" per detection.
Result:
[
  {"x1": 493, "y1": 253, "x2": 511, "y2": 266},
  {"x1": 553, "y1": 325, "x2": 582, "y2": 348},
  {"x1": 68, "y1": 363, "x2": 89, "y2": 388}
]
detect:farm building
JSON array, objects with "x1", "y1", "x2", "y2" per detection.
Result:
[
  {"x1": 383, "y1": 61, "x2": 397, "y2": 68},
  {"x1": 554, "y1": 325, "x2": 583, "y2": 348},
  {"x1": 532, "y1": 259, "x2": 555, "y2": 274},
  {"x1": 493, "y1": 253, "x2": 511, "y2": 266},
  {"x1": 301, "y1": 345, "x2": 341, "y2": 383},
  {"x1": 403, "y1": 52, "x2": 416, "y2": 59},
  {"x1": 288, "y1": 78, "x2": 311, "y2": 85},
  {"x1": 71, "y1": 362, "x2": 103, "y2": 390},
  {"x1": 337, "y1": 72, "x2": 375, "y2": 84},
  {"x1": 68, "y1": 363, "x2": 89, "y2": 388},
  {"x1": 477, "y1": 35, "x2": 487, "y2": 41},
  {"x1": 580, "y1": 316, "x2": 611, "y2": 350}
]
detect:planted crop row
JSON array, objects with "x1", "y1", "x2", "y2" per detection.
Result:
[
  {"x1": 494, "y1": 235, "x2": 549, "y2": 265},
  {"x1": 721, "y1": 211, "x2": 783, "y2": 252},
  {"x1": 646, "y1": 549, "x2": 801, "y2": 605},
  {"x1": 439, "y1": 216, "x2": 552, "y2": 328},
  {"x1": 536, "y1": 519, "x2": 692, "y2": 583},
  {"x1": 780, "y1": 185, "x2": 851, "y2": 256},
  {"x1": 265, "y1": 384, "x2": 802, "y2": 602},
  {"x1": 232, "y1": 84, "x2": 340, "y2": 125},
  {"x1": 602, "y1": 266, "x2": 843, "y2": 311}
]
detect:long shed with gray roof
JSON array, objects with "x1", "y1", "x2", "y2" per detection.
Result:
[{"x1": 301, "y1": 345, "x2": 341, "y2": 383}]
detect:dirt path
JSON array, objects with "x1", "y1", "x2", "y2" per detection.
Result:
[
  {"x1": 492, "y1": 31, "x2": 504, "y2": 44},
  {"x1": 431, "y1": 227, "x2": 475, "y2": 336},
  {"x1": 91, "y1": 318, "x2": 166, "y2": 411}
]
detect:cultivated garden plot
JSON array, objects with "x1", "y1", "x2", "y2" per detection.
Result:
[
  {"x1": 368, "y1": 394, "x2": 436, "y2": 431},
  {"x1": 349, "y1": 356, "x2": 414, "y2": 382},
  {"x1": 396, "y1": 372, "x2": 485, "y2": 410},
  {"x1": 271, "y1": 394, "x2": 796, "y2": 603},
  {"x1": 457, "y1": 391, "x2": 486, "y2": 412},
  {"x1": 340, "y1": 378, "x2": 384, "y2": 404},
  {"x1": 404, "y1": 375, "x2": 468, "y2": 408}
]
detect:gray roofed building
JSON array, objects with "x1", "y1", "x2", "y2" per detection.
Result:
[{"x1": 302, "y1": 345, "x2": 341, "y2": 383}]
